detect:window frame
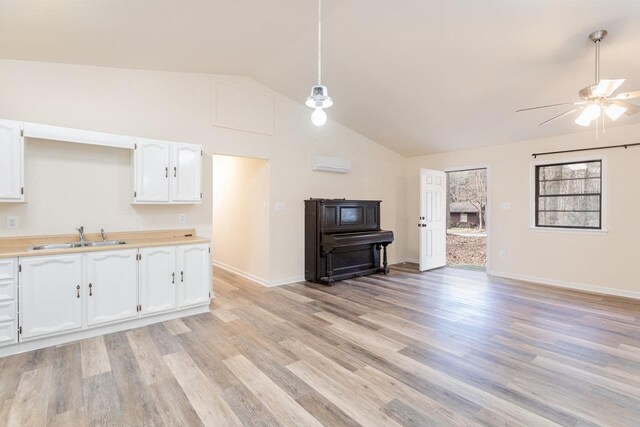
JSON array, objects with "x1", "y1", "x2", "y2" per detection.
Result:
[{"x1": 529, "y1": 155, "x2": 607, "y2": 233}]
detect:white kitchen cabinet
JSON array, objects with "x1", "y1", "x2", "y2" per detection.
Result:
[
  {"x1": 134, "y1": 138, "x2": 171, "y2": 202},
  {"x1": 139, "y1": 246, "x2": 177, "y2": 316},
  {"x1": 0, "y1": 258, "x2": 17, "y2": 347},
  {"x1": 134, "y1": 139, "x2": 202, "y2": 204},
  {"x1": 0, "y1": 120, "x2": 24, "y2": 202},
  {"x1": 86, "y1": 250, "x2": 138, "y2": 327},
  {"x1": 19, "y1": 254, "x2": 83, "y2": 340},
  {"x1": 177, "y1": 244, "x2": 211, "y2": 308},
  {"x1": 171, "y1": 143, "x2": 202, "y2": 202}
]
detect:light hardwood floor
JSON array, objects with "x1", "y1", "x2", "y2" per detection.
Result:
[{"x1": 1, "y1": 264, "x2": 640, "y2": 426}]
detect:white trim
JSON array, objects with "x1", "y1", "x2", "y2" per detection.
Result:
[
  {"x1": 0, "y1": 303, "x2": 210, "y2": 358},
  {"x1": 23, "y1": 121, "x2": 135, "y2": 149},
  {"x1": 529, "y1": 154, "x2": 608, "y2": 232},
  {"x1": 490, "y1": 271, "x2": 640, "y2": 300},
  {"x1": 213, "y1": 260, "x2": 270, "y2": 287},
  {"x1": 527, "y1": 227, "x2": 608, "y2": 235}
]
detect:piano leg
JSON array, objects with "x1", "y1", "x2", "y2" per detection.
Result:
[
  {"x1": 326, "y1": 250, "x2": 335, "y2": 285},
  {"x1": 382, "y1": 244, "x2": 389, "y2": 274}
]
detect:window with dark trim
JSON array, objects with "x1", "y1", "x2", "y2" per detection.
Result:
[{"x1": 535, "y1": 160, "x2": 602, "y2": 229}]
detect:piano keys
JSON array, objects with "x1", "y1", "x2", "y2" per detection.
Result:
[{"x1": 305, "y1": 198, "x2": 394, "y2": 285}]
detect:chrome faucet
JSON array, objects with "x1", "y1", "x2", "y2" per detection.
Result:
[
  {"x1": 100, "y1": 228, "x2": 107, "y2": 241},
  {"x1": 76, "y1": 226, "x2": 86, "y2": 245}
]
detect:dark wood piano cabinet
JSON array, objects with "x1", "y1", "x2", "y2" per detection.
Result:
[{"x1": 305, "y1": 199, "x2": 394, "y2": 285}]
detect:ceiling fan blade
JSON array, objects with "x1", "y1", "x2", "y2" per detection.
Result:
[
  {"x1": 593, "y1": 79, "x2": 625, "y2": 97},
  {"x1": 615, "y1": 101, "x2": 640, "y2": 116},
  {"x1": 612, "y1": 90, "x2": 640, "y2": 100},
  {"x1": 538, "y1": 107, "x2": 581, "y2": 126},
  {"x1": 516, "y1": 101, "x2": 584, "y2": 113}
]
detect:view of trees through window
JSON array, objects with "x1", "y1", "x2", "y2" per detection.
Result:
[
  {"x1": 535, "y1": 160, "x2": 602, "y2": 229},
  {"x1": 446, "y1": 169, "x2": 487, "y2": 269}
]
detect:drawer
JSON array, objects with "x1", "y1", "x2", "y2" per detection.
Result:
[
  {"x1": 0, "y1": 259, "x2": 16, "y2": 281},
  {"x1": 0, "y1": 321, "x2": 16, "y2": 345},
  {"x1": 0, "y1": 300, "x2": 15, "y2": 322},
  {"x1": 0, "y1": 279, "x2": 15, "y2": 301}
]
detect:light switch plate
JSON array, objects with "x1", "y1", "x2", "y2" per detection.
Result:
[
  {"x1": 500, "y1": 202, "x2": 512, "y2": 210},
  {"x1": 275, "y1": 202, "x2": 287, "y2": 211},
  {"x1": 6, "y1": 216, "x2": 18, "y2": 229},
  {"x1": 178, "y1": 213, "x2": 187, "y2": 224}
]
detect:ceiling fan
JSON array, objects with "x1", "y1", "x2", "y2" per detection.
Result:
[{"x1": 517, "y1": 30, "x2": 640, "y2": 129}]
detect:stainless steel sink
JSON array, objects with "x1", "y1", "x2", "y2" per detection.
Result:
[
  {"x1": 29, "y1": 242, "x2": 86, "y2": 251},
  {"x1": 28, "y1": 240, "x2": 127, "y2": 251},
  {"x1": 83, "y1": 240, "x2": 127, "y2": 247}
]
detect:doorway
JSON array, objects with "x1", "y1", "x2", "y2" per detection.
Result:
[
  {"x1": 446, "y1": 168, "x2": 487, "y2": 270},
  {"x1": 211, "y1": 155, "x2": 270, "y2": 284}
]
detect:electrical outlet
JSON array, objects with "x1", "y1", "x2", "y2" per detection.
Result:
[
  {"x1": 178, "y1": 213, "x2": 186, "y2": 224},
  {"x1": 499, "y1": 250, "x2": 507, "y2": 259},
  {"x1": 6, "y1": 216, "x2": 18, "y2": 229}
]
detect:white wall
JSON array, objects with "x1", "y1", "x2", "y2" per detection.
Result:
[
  {"x1": 407, "y1": 122, "x2": 640, "y2": 298},
  {"x1": 212, "y1": 155, "x2": 270, "y2": 284},
  {"x1": 0, "y1": 59, "x2": 407, "y2": 285}
]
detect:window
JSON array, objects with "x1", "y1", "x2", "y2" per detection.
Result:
[
  {"x1": 460, "y1": 213, "x2": 468, "y2": 222},
  {"x1": 535, "y1": 160, "x2": 602, "y2": 229}
]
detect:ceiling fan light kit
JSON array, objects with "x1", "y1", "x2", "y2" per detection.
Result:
[
  {"x1": 517, "y1": 30, "x2": 640, "y2": 134},
  {"x1": 306, "y1": 0, "x2": 333, "y2": 127}
]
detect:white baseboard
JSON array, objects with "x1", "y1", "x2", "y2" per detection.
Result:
[
  {"x1": 490, "y1": 271, "x2": 640, "y2": 300},
  {"x1": 213, "y1": 260, "x2": 271, "y2": 287},
  {"x1": 212, "y1": 260, "x2": 306, "y2": 287}
]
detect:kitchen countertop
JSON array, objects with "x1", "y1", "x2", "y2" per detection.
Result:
[{"x1": 0, "y1": 228, "x2": 209, "y2": 259}]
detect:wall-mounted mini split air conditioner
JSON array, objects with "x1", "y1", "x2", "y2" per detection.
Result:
[{"x1": 311, "y1": 155, "x2": 352, "y2": 174}]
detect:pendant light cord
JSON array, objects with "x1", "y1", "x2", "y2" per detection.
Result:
[{"x1": 317, "y1": 0, "x2": 322, "y2": 85}]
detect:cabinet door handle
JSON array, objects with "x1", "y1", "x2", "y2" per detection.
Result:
[
  {"x1": 172, "y1": 272, "x2": 175, "y2": 284},
  {"x1": 165, "y1": 167, "x2": 169, "y2": 178},
  {"x1": 174, "y1": 167, "x2": 177, "y2": 178},
  {"x1": 76, "y1": 285, "x2": 80, "y2": 299},
  {"x1": 89, "y1": 283, "x2": 93, "y2": 297},
  {"x1": 181, "y1": 271, "x2": 184, "y2": 282}
]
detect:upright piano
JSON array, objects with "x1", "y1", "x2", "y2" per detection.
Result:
[{"x1": 305, "y1": 199, "x2": 394, "y2": 285}]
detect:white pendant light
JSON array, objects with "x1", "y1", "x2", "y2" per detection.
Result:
[{"x1": 306, "y1": 0, "x2": 333, "y2": 126}]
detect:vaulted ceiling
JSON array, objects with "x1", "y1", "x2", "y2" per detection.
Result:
[{"x1": 1, "y1": 0, "x2": 639, "y2": 156}]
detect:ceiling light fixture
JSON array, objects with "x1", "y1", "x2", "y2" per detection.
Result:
[
  {"x1": 305, "y1": 0, "x2": 333, "y2": 127},
  {"x1": 517, "y1": 30, "x2": 640, "y2": 135}
]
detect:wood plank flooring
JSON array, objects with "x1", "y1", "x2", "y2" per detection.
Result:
[{"x1": 1, "y1": 264, "x2": 640, "y2": 426}]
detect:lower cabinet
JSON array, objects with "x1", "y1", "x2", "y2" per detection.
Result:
[
  {"x1": 177, "y1": 244, "x2": 211, "y2": 308},
  {"x1": 86, "y1": 250, "x2": 138, "y2": 326},
  {"x1": 10, "y1": 243, "x2": 211, "y2": 349},
  {"x1": 19, "y1": 254, "x2": 83, "y2": 340},
  {"x1": 139, "y1": 246, "x2": 177, "y2": 316}
]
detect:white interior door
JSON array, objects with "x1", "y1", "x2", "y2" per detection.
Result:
[
  {"x1": 134, "y1": 139, "x2": 170, "y2": 202},
  {"x1": 171, "y1": 144, "x2": 202, "y2": 202},
  {"x1": 419, "y1": 169, "x2": 447, "y2": 271}
]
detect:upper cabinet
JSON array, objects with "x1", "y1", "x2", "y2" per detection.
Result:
[
  {"x1": 0, "y1": 120, "x2": 24, "y2": 202},
  {"x1": 134, "y1": 139, "x2": 202, "y2": 204},
  {"x1": 171, "y1": 144, "x2": 202, "y2": 202},
  {"x1": 134, "y1": 138, "x2": 171, "y2": 202},
  {"x1": 0, "y1": 119, "x2": 203, "y2": 205}
]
